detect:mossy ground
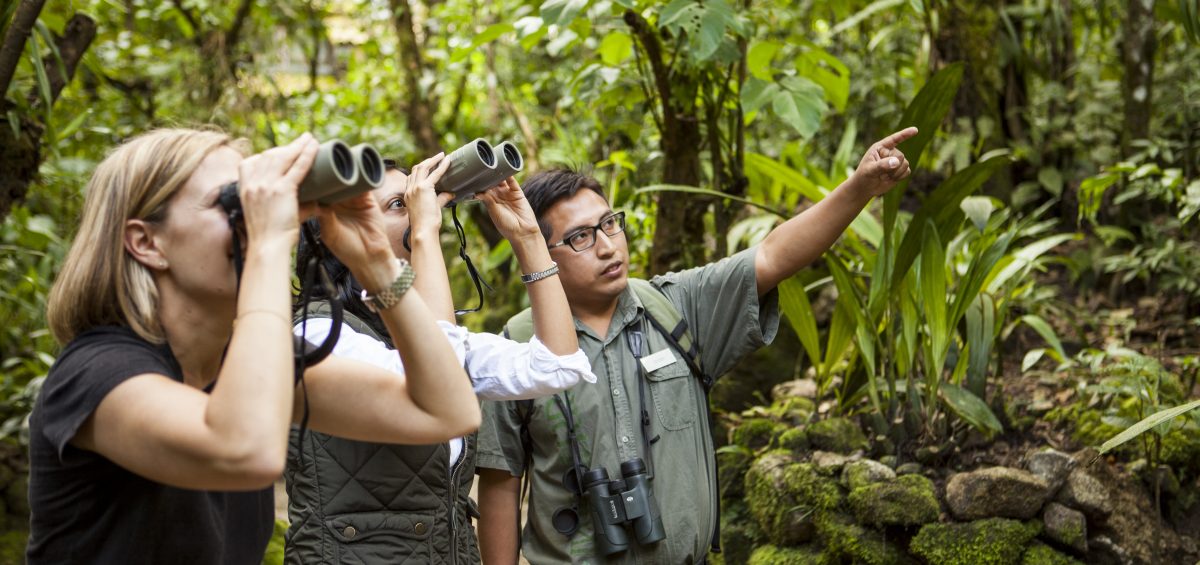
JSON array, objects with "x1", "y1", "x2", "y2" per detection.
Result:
[{"x1": 910, "y1": 518, "x2": 1041, "y2": 565}]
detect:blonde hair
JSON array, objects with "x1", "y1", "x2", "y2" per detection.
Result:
[{"x1": 47, "y1": 128, "x2": 248, "y2": 345}]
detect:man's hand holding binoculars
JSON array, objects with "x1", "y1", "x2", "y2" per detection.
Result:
[{"x1": 476, "y1": 178, "x2": 541, "y2": 244}]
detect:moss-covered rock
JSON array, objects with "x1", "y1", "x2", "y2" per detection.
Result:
[
  {"x1": 910, "y1": 518, "x2": 1041, "y2": 565},
  {"x1": 747, "y1": 544, "x2": 825, "y2": 565},
  {"x1": 1158, "y1": 427, "x2": 1200, "y2": 472},
  {"x1": 0, "y1": 528, "x2": 28, "y2": 565},
  {"x1": 842, "y1": 459, "x2": 897, "y2": 491},
  {"x1": 720, "y1": 502, "x2": 765, "y2": 565},
  {"x1": 1020, "y1": 542, "x2": 1085, "y2": 565},
  {"x1": 815, "y1": 512, "x2": 912, "y2": 565},
  {"x1": 777, "y1": 428, "x2": 809, "y2": 452},
  {"x1": 849, "y1": 474, "x2": 940, "y2": 528},
  {"x1": 1041, "y1": 502, "x2": 1086, "y2": 553},
  {"x1": 719, "y1": 446, "x2": 756, "y2": 501},
  {"x1": 806, "y1": 418, "x2": 869, "y2": 454},
  {"x1": 732, "y1": 418, "x2": 783, "y2": 451},
  {"x1": 744, "y1": 455, "x2": 842, "y2": 546}
]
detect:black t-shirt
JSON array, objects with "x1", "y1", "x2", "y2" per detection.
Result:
[{"x1": 26, "y1": 326, "x2": 273, "y2": 565}]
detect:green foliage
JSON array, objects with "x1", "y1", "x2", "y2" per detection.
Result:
[{"x1": 261, "y1": 518, "x2": 287, "y2": 565}]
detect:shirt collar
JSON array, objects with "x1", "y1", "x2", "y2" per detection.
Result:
[{"x1": 573, "y1": 282, "x2": 646, "y2": 345}]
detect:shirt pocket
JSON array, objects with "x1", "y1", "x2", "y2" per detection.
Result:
[
  {"x1": 325, "y1": 510, "x2": 434, "y2": 564},
  {"x1": 646, "y1": 362, "x2": 697, "y2": 431}
]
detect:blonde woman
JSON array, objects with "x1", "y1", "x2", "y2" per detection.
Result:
[{"x1": 28, "y1": 128, "x2": 480, "y2": 564}]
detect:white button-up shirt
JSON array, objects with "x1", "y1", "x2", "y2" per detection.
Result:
[{"x1": 294, "y1": 318, "x2": 595, "y2": 468}]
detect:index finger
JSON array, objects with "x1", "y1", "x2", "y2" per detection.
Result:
[{"x1": 879, "y1": 127, "x2": 919, "y2": 150}]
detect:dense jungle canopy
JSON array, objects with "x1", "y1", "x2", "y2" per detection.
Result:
[{"x1": 1, "y1": 0, "x2": 1200, "y2": 563}]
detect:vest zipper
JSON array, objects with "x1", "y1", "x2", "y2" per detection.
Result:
[{"x1": 448, "y1": 438, "x2": 467, "y2": 565}]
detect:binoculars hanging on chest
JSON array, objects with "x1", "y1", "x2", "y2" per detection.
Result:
[
  {"x1": 584, "y1": 457, "x2": 667, "y2": 556},
  {"x1": 216, "y1": 138, "x2": 523, "y2": 216}
]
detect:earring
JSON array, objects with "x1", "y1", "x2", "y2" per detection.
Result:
[{"x1": 159, "y1": 260, "x2": 168, "y2": 269}]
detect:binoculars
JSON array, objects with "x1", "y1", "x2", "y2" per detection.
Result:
[
  {"x1": 435, "y1": 138, "x2": 524, "y2": 203},
  {"x1": 218, "y1": 139, "x2": 386, "y2": 216},
  {"x1": 583, "y1": 458, "x2": 666, "y2": 556}
]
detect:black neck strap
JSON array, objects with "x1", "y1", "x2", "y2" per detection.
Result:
[{"x1": 449, "y1": 204, "x2": 491, "y2": 316}]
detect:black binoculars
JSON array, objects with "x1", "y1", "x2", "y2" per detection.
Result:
[
  {"x1": 435, "y1": 138, "x2": 524, "y2": 203},
  {"x1": 583, "y1": 458, "x2": 666, "y2": 556},
  {"x1": 217, "y1": 139, "x2": 386, "y2": 217}
]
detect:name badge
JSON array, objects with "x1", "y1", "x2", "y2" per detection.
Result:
[{"x1": 640, "y1": 348, "x2": 677, "y2": 372}]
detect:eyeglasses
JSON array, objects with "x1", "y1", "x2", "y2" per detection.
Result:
[{"x1": 548, "y1": 211, "x2": 626, "y2": 252}]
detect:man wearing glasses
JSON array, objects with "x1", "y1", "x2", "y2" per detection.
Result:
[{"x1": 477, "y1": 127, "x2": 918, "y2": 564}]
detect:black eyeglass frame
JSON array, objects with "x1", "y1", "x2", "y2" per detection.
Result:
[{"x1": 547, "y1": 211, "x2": 627, "y2": 252}]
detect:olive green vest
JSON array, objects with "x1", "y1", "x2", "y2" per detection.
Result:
[{"x1": 284, "y1": 304, "x2": 481, "y2": 565}]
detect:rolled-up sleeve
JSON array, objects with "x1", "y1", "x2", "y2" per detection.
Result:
[
  {"x1": 460, "y1": 330, "x2": 595, "y2": 401},
  {"x1": 652, "y1": 245, "x2": 781, "y2": 379}
]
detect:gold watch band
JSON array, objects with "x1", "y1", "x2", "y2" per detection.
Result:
[{"x1": 361, "y1": 259, "x2": 416, "y2": 312}]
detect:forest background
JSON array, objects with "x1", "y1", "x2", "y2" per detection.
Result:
[{"x1": 1, "y1": 0, "x2": 1199, "y2": 562}]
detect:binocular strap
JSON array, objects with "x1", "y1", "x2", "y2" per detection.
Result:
[{"x1": 449, "y1": 205, "x2": 492, "y2": 316}]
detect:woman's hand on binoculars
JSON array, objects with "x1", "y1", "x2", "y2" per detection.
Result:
[
  {"x1": 317, "y1": 191, "x2": 396, "y2": 271},
  {"x1": 237, "y1": 133, "x2": 320, "y2": 248},
  {"x1": 849, "y1": 127, "x2": 918, "y2": 198},
  {"x1": 404, "y1": 153, "x2": 454, "y2": 237},
  {"x1": 477, "y1": 178, "x2": 540, "y2": 242}
]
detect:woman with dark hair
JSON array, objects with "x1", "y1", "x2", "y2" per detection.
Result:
[
  {"x1": 285, "y1": 154, "x2": 593, "y2": 564},
  {"x1": 29, "y1": 129, "x2": 480, "y2": 565}
]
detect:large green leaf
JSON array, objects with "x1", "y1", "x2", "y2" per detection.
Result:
[
  {"x1": 829, "y1": 0, "x2": 908, "y2": 35},
  {"x1": 882, "y1": 63, "x2": 964, "y2": 233},
  {"x1": 941, "y1": 382, "x2": 1003, "y2": 437},
  {"x1": 919, "y1": 221, "x2": 948, "y2": 376},
  {"x1": 948, "y1": 230, "x2": 1014, "y2": 333},
  {"x1": 779, "y1": 276, "x2": 822, "y2": 371},
  {"x1": 598, "y1": 31, "x2": 633, "y2": 65},
  {"x1": 1099, "y1": 399, "x2": 1200, "y2": 455},
  {"x1": 964, "y1": 293, "x2": 995, "y2": 397},
  {"x1": 744, "y1": 152, "x2": 825, "y2": 203},
  {"x1": 540, "y1": 0, "x2": 588, "y2": 27},
  {"x1": 773, "y1": 76, "x2": 827, "y2": 138},
  {"x1": 741, "y1": 78, "x2": 781, "y2": 115},
  {"x1": 794, "y1": 41, "x2": 850, "y2": 112},
  {"x1": 747, "y1": 41, "x2": 781, "y2": 80},
  {"x1": 1019, "y1": 315, "x2": 1068, "y2": 365},
  {"x1": 985, "y1": 233, "x2": 1077, "y2": 293},
  {"x1": 891, "y1": 155, "x2": 1008, "y2": 288}
]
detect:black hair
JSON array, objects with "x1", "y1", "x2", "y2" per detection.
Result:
[
  {"x1": 291, "y1": 159, "x2": 412, "y2": 343},
  {"x1": 521, "y1": 169, "x2": 607, "y2": 241}
]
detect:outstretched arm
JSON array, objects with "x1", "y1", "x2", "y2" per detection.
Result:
[{"x1": 755, "y1": 127, "x2": 917, "y2": 295}]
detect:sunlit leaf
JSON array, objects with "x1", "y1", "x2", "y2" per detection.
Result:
[
  {"x1": 747, "y1": 41, "x2": 781, "y2": 80},
  {"x1": 599, "y1": 31, "x2": 633, "y2": 65},
  {"x1": 540, "y1": 0, "x2": 588, "y2": 27}
]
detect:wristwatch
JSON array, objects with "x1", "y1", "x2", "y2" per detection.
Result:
[
  {"x1": 520, "y1": 261, "x2": 559, "y2": 284},
  {"x1": 361, "y1": 259, "x2": 416, "y2": 312}
]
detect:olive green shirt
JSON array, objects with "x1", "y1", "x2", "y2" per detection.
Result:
[{"x1": 477, "y1": 247, "x2": 780, "y2": 564}]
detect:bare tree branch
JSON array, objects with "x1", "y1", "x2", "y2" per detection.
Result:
[
  {"x1": 223, "y1": 0, "x2": 255, "y2": 70},
  {"x1": 169, "y1": 0, "x2": 206, "y2": 49},
  {"x1": 0, "y1": 0, "x2": 48, "y2": 102},
  {"x1": 38, "y1": 13, "x2": 96, "y2": 106}
]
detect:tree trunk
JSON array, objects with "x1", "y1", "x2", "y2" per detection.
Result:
[
  {"x1": 0, "y1": 0, "x2": 49, "y2": 97},
  {"x1": 389, "y1": 0, "x2": 441, "y2": 157},
  {"x1": 0, "y1": 12, "x2": 96, "y2": 220},
  {"x1": 1121, "y1": 0, "x2": 1157, "y2": 155},
  {"x1": 624, "y1": 9, "x2": 710, "y2": 275}
]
